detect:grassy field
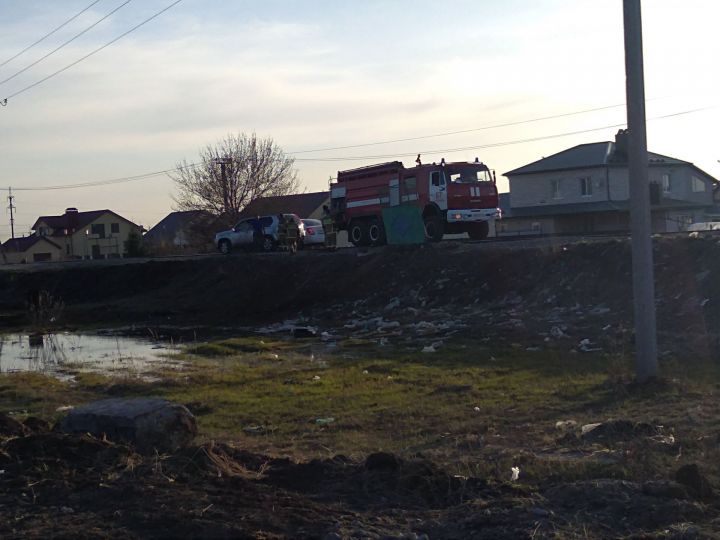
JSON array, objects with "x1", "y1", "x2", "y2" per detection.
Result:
[{"x1": 3, "y1": 334, "x2": 718, "y2": 486}]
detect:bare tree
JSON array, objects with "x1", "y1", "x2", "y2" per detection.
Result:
[{"x1": 172, "y1": 133, "x2": 299, "y2": 223}]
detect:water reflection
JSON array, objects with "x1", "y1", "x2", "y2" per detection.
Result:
[{"x1": 0, "y1": 333, "x2": 183, "y2": 378}]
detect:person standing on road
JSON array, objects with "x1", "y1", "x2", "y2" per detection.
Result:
[
  {"x1": 285, "y1": 216, "x2": 299, "y2": 255},
  {"x1": 321, "y1": 205, "x2": 337, "y2": 250}
]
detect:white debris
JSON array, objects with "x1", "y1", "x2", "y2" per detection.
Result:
[
  {"x1": 550, "y1": 326, "x2": 566, "y2": 339},
  {"x1": 362, "y1": 370, "x2": 369, "y2": 375},
  {"x1": 701, "y1": 298, "x2": 710, "y2": 307},
  {"x1": 473, "y1": 406, "x2": 481, "y2": 412},
  {"x1": 384, "y1": 298, "x2": 401, "y2": 311},
  {"x1": 421, "y1": 345, "x2": 436, "y2": 353},
  {"x1": 379, "y1": 321, "x2": 401, "y2": 330},
  {"x1": 555, "y1": 420, "x2": 577, "y2": 431},
  {"x1": 581, "y1": 423, "x2": 603, "y2": 435},
  {"x1": 321, "y1": 332, "x2": 333, "y2": 342},
  {"x1": 312, "y1": 375, "x2": 321, "y2": 381},
  {"x1": 525, "y1": 347, "x2": 541, "y2": 352},
  {"x1": 56, "y1": 405, "x2": 74, "y2": 412},
  {"x1": 510, "y1": 466, "x2": 520, "y2": 482}
]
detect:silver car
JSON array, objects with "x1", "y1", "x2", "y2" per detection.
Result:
[
  {"x1": 215, "y1": 214, "x2": 304, "y2": 254},
  {"x1": 301, "y1": 219, "x2": 326, "y2": 246}
]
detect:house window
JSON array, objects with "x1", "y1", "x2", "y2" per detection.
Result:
[
  {"x1": 580, "y1": 177, "x2": 592, "y2": 197},
  {"x1": 551, "y1": 179, "x2": 562, "y2": 200},
  {"x1": 91, "y1": 223, "x2": 106, "y2": 238},
  {"x1": 662, "y1": 173, "x2": 671, "y2": 193},
  {"x1": 692, "y1": 176, "x2": 706, "y2": 193},
  {"x1": 111, "y1": 223, "x2": 120, "y2": 234}
]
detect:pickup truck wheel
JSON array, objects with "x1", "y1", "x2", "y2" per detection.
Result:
[
  {"x1": 424, "y1": 215, "x2": 444, "y2": 243},
  {"x1": 349, "y1": 221, "x2": 369, "y2": 247},
  {"x1": 262, "y1": 236, "x2": 276, "y2": 252},
  {"x1": 368, "y1": 220, "x2": 386, "y2": 246},
  {"x1": 218, "y1": 239, "x2": 231, "y2": 254},
  {"x1": 468, "y1": 221, "x2": 489, "y2": 240}
]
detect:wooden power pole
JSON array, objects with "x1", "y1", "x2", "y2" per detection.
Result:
[{"x1": 623, "y1": 0, "x2": 658, "y2": 382}]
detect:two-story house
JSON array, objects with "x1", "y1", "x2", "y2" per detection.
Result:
[
  {"x1": 30, "y1": 208, "x2": 142, "y2": 260},
  {"x1": 499, "y1": 130, "x2": 718, "y2": 235}
]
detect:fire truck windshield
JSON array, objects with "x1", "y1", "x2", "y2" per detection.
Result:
[{"x1": 447, "y1": 167, "x2": 491, "y2": 183}]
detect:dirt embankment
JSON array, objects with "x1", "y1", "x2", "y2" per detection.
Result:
[{"x1": 2, "y1": 237, "x2": 720, "y2": 351}]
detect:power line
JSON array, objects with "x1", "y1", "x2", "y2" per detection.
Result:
[
  {"x1": 0, "y1": 0, "x2": 134, "y2": 87},
  {"x1": 10, "y1": 165, "x2": 196, "y2": 192},
  {"x1": 0, "y1": 0, "x2": 103, "y2": 69},
  {"x1": 292, "y1": 106, "x2": 714, "y2": 162},
  {"x1": 1, "y1": 0, "x2": 183, "y2": 103},
  {"x1": 3, "y1": 104, "x2": 713, "y2": 192},
  {"x1": 290, "y1": 103, "x2": 629, "y2": 154}
]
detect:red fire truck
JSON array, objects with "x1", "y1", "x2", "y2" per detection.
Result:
[{"x1": 329, "y1": 158, "x2": 501, "y2": 246}]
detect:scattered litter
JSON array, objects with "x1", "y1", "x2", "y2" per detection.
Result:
[
  {"x1": 312, "y1": 375, "x2": 321, "y2": 381},
  {"x1": 581, "y1": 422, "x2": 603, "y2": 435},
  {"x1": 362, "y1": 370, "x2": 369, "y2": 375},
  {"x1": 510, "y1": 466, "x2": 520, "y2": 482},
  {"x1": 550, "y1": 326, "x2": 566, "y2": 339},
  {"x1": 422, "y1": 345, "x2": 436, "y2": 353},
  {"x1": 555, "y1": 420, "x2": 578, "y2": 431},
  {"x1": 56, "y1": 405, "x2": 74, "y2": 412},
  {"x1": 701, "y1": 298, "x2": 710, "y2": 307},
  {"x1": 243, "y1": 425, "x2": 265, "y2": 435},
  {"x1": 602, "y1": 324, "x2": 612, "y2": 331},
  {"x1": 525, "y1": 346, "x2": 541, "y2": 352},
  {"x1": 293, "y1": 326, "x2": 318, "y2": 338},
  {"x1": 384, "y1": 298, "x2": 401, "y2": 311},
  {"x1": 315, "y1": 417, "x2": 335, "y2": 425},
  {"x1": 473, "y1": 406, "x2": 481, "y2": 412},
  {"x1": 578, "y1": 338, "x2": 602, "y2": 353},
  {"x1": 589, "y1": 306, "x2": 611, "y2": 316},
  {"x1": 320, "y1": 331, "x2": 333, "y2": 342}
]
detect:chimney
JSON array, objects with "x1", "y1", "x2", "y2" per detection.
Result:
[
  {"x1": 613, "y1": 129, "x2": 629, "y2": 161},
  {"x1": 65, "y1": 207, "x2": 79, "y2": 232}
]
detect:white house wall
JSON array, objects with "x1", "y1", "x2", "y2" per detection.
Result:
[{"x1": 508, "y1": 167, "x2": 609, "y2": 208}]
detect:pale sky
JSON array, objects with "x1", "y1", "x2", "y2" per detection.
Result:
[{"x1": 1, "y1": 0, "x2": 718, "y2": 237}]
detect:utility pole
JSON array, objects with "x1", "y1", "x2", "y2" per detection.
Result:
[
  {"x1": 7, "y1": 187, "x2": 16, "y2": 239},
  {"x1": 623, "y1": 0, "x2": 658, "y2": 382},
  {"x1": 213, "y1": 157, "x2": 232, "y2": 214}
]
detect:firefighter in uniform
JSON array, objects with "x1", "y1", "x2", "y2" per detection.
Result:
[
  {"x1": 321, "y1": 205, "x2": 337, "y2": 250},
  {"x1": 285, "y1": 216, "x2": 299, "y2": 254},
  {"x1": 277, "y1": 214, "x2": 288, "y2": 251}
]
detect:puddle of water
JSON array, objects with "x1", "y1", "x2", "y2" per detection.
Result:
[{"x1": 0, "y1": 333, "x2": 184, "y2": 379}]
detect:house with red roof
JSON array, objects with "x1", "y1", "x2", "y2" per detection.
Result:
[{"x1": 1, "y1": 208, "x2": 143, "y2": 264}]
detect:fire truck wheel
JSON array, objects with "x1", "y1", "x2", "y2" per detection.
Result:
[
  {"x1": 349, "y1": 221, "x2": 369, "y2": 246},
  {"x1": 468, "y1": 221, "x2": 489, "y2": 240},
  {"x1": 368, "y1": 220, "x2": 386, "y2": 246},
  {"x1": 424, "y1": 215, "x2": 444, "y2": 242}
]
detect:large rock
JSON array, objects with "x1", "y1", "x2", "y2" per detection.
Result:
[{"x1": 60, "y1": 397, "x2": 197, "y2": 453}]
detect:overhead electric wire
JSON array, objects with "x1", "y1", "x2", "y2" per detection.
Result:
[
  {"x1": 3, "y1": 104, "x2": 713, "y2": 192},
  {"x1": 290, "y1": 103, "x2": 629, "y2": 154},
  {"x1": 292, "y1": 106, "x2": 715, "y2": 162},
  {"x1": 1, "y1": 0, "x2": 183, "y2": 103},
  {"x1": 0, "y1": 0, "x2": 133, "y2": 87},
  {"x1": 10, "y1": 164, "x2": 200, "y2": 192},
  {"x1": 0, "y1": 0, "x2": 103, "y2": 69}
]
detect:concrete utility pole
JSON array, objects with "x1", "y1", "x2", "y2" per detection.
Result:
[
  {"x1": 623, "y1": 0, "x2": 658, "y2": 382},
  {"x1": 7, "y1": 187, "x2": 15, "y2": 240}
]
